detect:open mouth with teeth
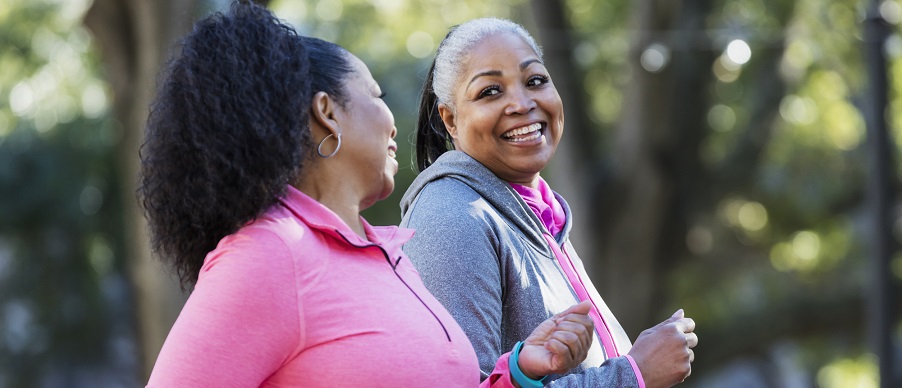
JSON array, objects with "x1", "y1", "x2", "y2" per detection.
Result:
[
  {"x1": 501, "y1": 122, "x2": 543, "y2": 143},
  {"x1": 388, "y1": 147, "x2": 397, "y2": 158}
]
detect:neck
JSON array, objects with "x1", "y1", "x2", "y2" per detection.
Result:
[
  {"x1": 292, "y1": 173, "x2": 367, "y2": 239},
  {"x1": 506, "y1": 174, "x2": 541, "y2": 189}
]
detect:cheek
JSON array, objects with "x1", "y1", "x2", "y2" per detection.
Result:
[
  {"x1": 455, "y1": 123, "x2": 484, "y2": 145},
  {"x1": 452, "y1": 102, "x2": 498, "y2": 143},
  {"x1": 463, "y1": 112, "x2": 497, "y2": 139},
  {"x1": 542, "y1": 93, "x2": 564, "y2": 118},
  {"x1": 381, "y1": 105, "x2": 394, "y2": 125}
]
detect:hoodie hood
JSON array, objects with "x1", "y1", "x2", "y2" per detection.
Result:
[{"x1": 401, "y1": 150, "x2": 570, "y2": 253}]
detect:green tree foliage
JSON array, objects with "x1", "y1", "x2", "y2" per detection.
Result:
[{"x1": 0, "y1": 0, "x2": 138, "y2": 386}]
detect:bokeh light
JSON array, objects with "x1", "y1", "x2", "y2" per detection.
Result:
[
  {"x1": 406, "y1": 31, "x2": 434, "y2": 58},
  {"x1": 275, "y1": 1, "x2": 307, "y2": 25},
  {"x1": 640, "y1": 43, "x2": 670, "y2": 73},
  {"x1": 779, "y1": 95, "x2": 818, "y2": 125},
  {"x1": 370, "y1": 0, "x2": 405, "y2": 15},
  {"x1": 816, "y1": 355, "x2": 877, "y2": 388},
  {"x1": 724, "y1": 39, "x2": 752, "y2": 66},
  {"x1": 80, "y1": 185, "x2": 103, "y2": 216},
  {"x1": 738, "y1": 201, "x2": 768, "y2": 232},
  {"x1": 315, "y1": 0, "x2": 343, "y2": 21},
  {"x1": 9, "y1": 82, "x2": 34, "y2": 117},
  {"x1": 791, "y1": 231, "x2": 820, "y2": 262},
  {"x1": 81, "y1": 82, "x2": 108, "y2": 118},
  {"x1": 880, "y1": 0, "x2": 902, "y2": 24},
  {"x1": 89, "y1": 235, "x2": 114, "y2": 277},
  {"x1": 823, "y1": 101, "x2": 864, "y2": 150},
  {"x1": 713, "y1": 57, "x2": 741, "y2": 83},
  {"x1": 707, "y1": 104, "x2": 737, "y2": 132}
]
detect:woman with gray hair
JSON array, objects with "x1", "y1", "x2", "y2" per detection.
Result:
[{"x1": 401, "y1": 17, "x2": 699, "y2": 387}]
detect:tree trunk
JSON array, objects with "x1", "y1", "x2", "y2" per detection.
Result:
[
  {"x1": 83, "y1": 0, "x2": 197, "y2": 380},
  {"x1": 592, "y1": 0, "x2": 682, "y2": 334}
]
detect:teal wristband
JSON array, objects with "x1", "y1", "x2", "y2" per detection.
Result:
[{"x1": 509, "y1": 341, "x2": 545, "y2": 388}]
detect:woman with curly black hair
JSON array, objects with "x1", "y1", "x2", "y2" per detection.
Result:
[{"x1": 141, "y1": 2, "x2": 596, "y2": 387}]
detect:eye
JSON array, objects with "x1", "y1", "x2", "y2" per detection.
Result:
[
  {"x1": 477, "y1": 85, "x2": 501, "y2": 99},
  {"x1": 378, "y1": 92, "x2": 387, "y2": 99},
  {"x1": 527, "y1": 75, "x2": 549, "y2": 87}
]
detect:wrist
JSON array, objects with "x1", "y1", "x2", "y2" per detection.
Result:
[
  {"x1": 624, "y1": 354, "x2": 647, "y2": 388},
  {"x1": 518, "y1": 359, "x2": 541, "y2": 380},
  {"x1": 509, "y1": 341, "x2": 545, "y2": 388}
]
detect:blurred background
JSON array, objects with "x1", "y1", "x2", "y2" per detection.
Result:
[{"x1": 1, "y1": 0, "x2": 901, "y2": 386}]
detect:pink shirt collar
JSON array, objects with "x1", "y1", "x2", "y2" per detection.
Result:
[{"x1": 279, "y1": 185, "x2": 414, "y2": 247}]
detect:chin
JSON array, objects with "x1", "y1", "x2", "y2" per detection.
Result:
[
  {"x1": 379, "y1": 187, "x2": 395, "y2": 201},
  {"x1": 378, "y1": 179, "x2": 395, "y2": 201},
  {"x1": 515, "y1": 156, "x2": 553, "y2": 173}
]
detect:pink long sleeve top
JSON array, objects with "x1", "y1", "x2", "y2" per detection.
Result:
[{"x1": 147, "y1": 186, "x2": 517, "y2": 387}]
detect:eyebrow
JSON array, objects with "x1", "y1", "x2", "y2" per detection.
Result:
[
  {"x1": 520, "y1": 59, "x2": 541, "y2": 70},
  {"x1": 466, "y1": 59, "x2": 544, "y2": 89}
]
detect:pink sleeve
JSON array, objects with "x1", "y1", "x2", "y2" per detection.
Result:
[
  {"x1": 481, "y1": 352, "x2": 517, "y2": 388},
  {"x1": 624, "y1": 355, "x2": 646, "y2": 388},
  {"x1": 146, "y1": 228, "x2": 302, "y2": 387}
]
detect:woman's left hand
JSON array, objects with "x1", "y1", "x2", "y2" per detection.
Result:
[{"x1": 517, "y1": 300, "x2": 594, "y2": 379}]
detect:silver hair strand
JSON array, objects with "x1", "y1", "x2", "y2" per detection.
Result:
[{"x1": 432, "y1": 18, "x2": 543, "y2": 111}]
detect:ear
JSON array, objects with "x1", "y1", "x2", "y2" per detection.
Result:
[
  {"x1": 310, "y1": 91, "x2": 340, "y2": 138},
  {"x1": 437, "y1": 103, "x2": 458, "y2": 139}
]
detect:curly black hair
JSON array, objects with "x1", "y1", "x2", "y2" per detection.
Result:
[{"x1": 139, "y1": 1, "x2": 353, "y2": 289}]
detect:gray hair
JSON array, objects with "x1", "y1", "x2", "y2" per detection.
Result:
[{"x1": 432, "y1": 18, "x2": 543, "y2": 110}]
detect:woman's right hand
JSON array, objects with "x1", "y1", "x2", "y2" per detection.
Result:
[
  {"x1": 628, "y1": 309, "x2": 698, "y2": 387},
  {"x1": 517, "y1": 300, "x2": 595, "y2": 379}
]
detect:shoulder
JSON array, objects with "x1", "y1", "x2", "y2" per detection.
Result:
[
  {"x1": 403, "y1": 177, "x2": 506, "y2": 236},
  {"x1": 199, "y1": 225, "x2": 293, "y2": 291},
  {"x1": 200, "y1": 205, "x2": 325, "y2": 287},
  {"x1": 406, "y1": 177, "x2": 496, "y2": 217},
  {"x1": 402, "y1": 178, "x2": 509, "y2": 270},
  {"x1": 414, "y1": 176, "x2": 482, "y2": 204}
]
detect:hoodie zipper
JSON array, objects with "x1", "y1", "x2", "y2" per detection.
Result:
[{"x1": 336, "y1": 231, "x2": 452, "y2": 342}]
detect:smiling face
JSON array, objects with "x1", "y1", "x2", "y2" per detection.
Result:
[
  {"x1": 438, "y1": 31, "x2": 564, "y2": 186},
  {"x1": 333, "y1": 54, "x2": 398, "y2": 208}
]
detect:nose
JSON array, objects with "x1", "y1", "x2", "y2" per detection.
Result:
[
  {"x1": 390, "y1": 125, "x2": 397, "y2": 139},
  {"x1": 504, "y1": 86, "x2": 536, "y2": 115}
]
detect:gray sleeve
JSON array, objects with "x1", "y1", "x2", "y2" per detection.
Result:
[
  {"x1": 546, "y1": 356, "x2": 640, "y2": 387},
  {"x1": 402, "y1": 181, "x2": 507, "y2": 380}
]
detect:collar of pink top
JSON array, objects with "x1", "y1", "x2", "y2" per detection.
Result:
[{"x1": 279, "y1": 185, "x2": 414, "y2": 249}]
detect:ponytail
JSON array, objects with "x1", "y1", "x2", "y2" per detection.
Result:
[
  {"x1": 414, "y1": 57, "x2": 454, "y2": 172},
  {"x1": 140, "y1": 1, "x2": 338, "y2": 289}
]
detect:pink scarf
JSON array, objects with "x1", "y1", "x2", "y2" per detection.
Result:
[{"x1": 510, "y1": 177, "x2": 566, "y2": 236}]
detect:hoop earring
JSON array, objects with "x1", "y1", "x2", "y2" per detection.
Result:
[{"x1": 317, "y1": 133, "x2": 341, "y2": 158}]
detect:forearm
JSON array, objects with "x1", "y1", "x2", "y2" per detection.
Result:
[{"x1": 544, "y1": 356, "x2": 641, "y2": 388}]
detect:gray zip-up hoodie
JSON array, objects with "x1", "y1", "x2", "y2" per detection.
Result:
[{"x1": 400, "y1": 151, "x2": 640, "y2": 387}]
